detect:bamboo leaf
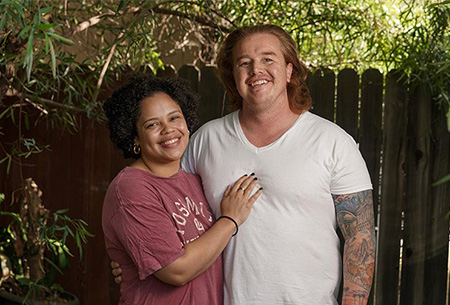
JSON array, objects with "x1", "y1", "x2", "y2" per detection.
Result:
[
  {"x1": 40, "y1": 6, "x2": 53, "y2": 15},
  {"x1": 24, "y1": 114, "x2": 29, "y2": 130},
  {"x1": 44, "y1": 256, "x2": 64, "y2": 275},
  {"x1": 49, "y1": 38, "x2": 56, "y2": 77},
  {"x1": 24, "y1": 31, "x2": 34, "y2": 81},
  {"x1": 433, "y1": 174, "x2": 450, "y2": 186},
  {"x1": 55, "y1": 208, "x2": 70, "y2": 214},
  {"x1": 0, "y1": 11, "x2": 7, "y2": 33},
  {"x1": 47, "y1": 32, "x2": 74, "y2": 45},
  {"x1": 35, "y1": 23, "x2": 60, "y2": 31},
  {"x1": 447, "y1": 107, "x2": 450, "y2": 132},
  {"x1": 33, "y1": 11, "x2": 40, "y2": 26},
  {"x1": 17, "y1": 25, "x2": 31, "y2": 38}
]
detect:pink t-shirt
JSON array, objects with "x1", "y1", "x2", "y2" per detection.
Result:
[{"x1": 102, "y1": 167, "x2": 223, "y2": 305}]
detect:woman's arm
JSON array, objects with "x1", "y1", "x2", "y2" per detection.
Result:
[{"x1": 113, "y1": 174, "x2": 261, "y2": 286}]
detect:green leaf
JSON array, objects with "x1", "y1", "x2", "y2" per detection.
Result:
[
  {"x1": 33, "y1": 11, "x2": 40, "y2": 26},
  {"x1": 24, "y1": 31, "x2": 34, "y2": 81},
  {"x1": 44, "y1": 33, "x2": 50, "y2": 53},
  {"x1": 40, "y1": 6, "x2": 53, "y2": 15},
  {"x1": 17, "y1": 25, "x2": 31, "y2": 38},
  {"x1": 49, "y1": 37, "x2": 56, "y2": 77},
  {"x1": 0, "y1": 11, "x2": 7, "y2": 33},
  {"x1": 47, "y1": 32, "x2": 74, "y2": 45},
  {"x1": 433, "y1": 174, "x2": 450, "y2": 186},
  {"x1": 55, "y1": 208, "x2": 70, "y2": 214},
  {"x1": 34, "y1": 23, "x2": 60, "y2": 31},
  {"x1": 44, "y1": 256, "x2": 64, "y2": 275},
  {"x1": 0, "y1": 107, "x2": 12, "y2": 120},
  {"x1": 24, "y1": 114, "x2": 29, "y2": 130},
  {"x1": 0, "y1": 1, "x2": 13, "y2": 6},
  {"x1": 11, "y1": 2, "x2": 25, "y2": 19},
  {"x1": 447, "y1": 107, "x2": 450, "y2": 132}
]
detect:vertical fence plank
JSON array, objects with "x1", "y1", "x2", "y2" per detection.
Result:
[
  {"x1": 197, "y1": 65, "x2": 225, "y2": 127},
  {"x1": 375, "y1": 70, "x2": 407, "y2": 305},
  {"x1": 400, "y1": 84, "x2": 432, "y2": 305},
  {"x1": 423, "y1": 105, "x2": 450, "y2": 304},
  {"x1": 359, "y1": 69, "x2": 383, "y2": 213},
  {"x1": 156, "y1": 65, "x2": 177, "y2": 78},
  {"x1": 336, "y1": 68, "x2": 359, "y2": 139},
  {"x1": 308, "y1": 68, "x2": 335, "y2": 122},
  {"x1": 178, "y1": 64, "x2": 199, "y2": 93}
]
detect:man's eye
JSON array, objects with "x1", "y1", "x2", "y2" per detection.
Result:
[
  {"x1": 264, "y1": 58, "x2": 273, "y2": 62},
  {"x1": 239, "y1": 61, "x2": 250, "y2": 67}
]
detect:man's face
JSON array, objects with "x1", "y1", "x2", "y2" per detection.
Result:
[{"x1": 232, "y1": 33, "x2": 293, "y2": 109}]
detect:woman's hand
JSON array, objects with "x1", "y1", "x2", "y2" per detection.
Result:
[
  {"x1": 111, "y1": 261, "x2": 123, "y2": 284},
  {"x1": 220, "y1": 174, "x2": 262, "y2": 226}
]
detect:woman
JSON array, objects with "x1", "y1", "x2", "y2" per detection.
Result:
[{"x1": 102, "y1": 75, "x2": 261, "y2": 305}]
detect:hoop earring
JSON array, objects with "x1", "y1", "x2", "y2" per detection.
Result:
[{"x1": 133, "y1": 144, "x2": 141, "y2": 155}]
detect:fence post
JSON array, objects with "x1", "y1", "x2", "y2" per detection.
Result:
[
  {"x1": 359, "y1": 69, "x2": 383, "y2": 215},
  {"x1": 178, "y1": 64, "x2": 199, "y2": 93},
  {"x1": 375, "y1": 70, "x2": 408, "y2": 305},
  {"x1": 422, "y1": 103, "x2": 450, "y2": 304},
  {"x1": 197, "y1": 65, "x2": 225, "y2": 127},
  {"x1": 400, "y1": 83, "x2": 432, "y2": 305},
  {"x1": 336, "y1": 68, "x2": 359, "y2": 139},
  {"x1": 308, "y1": 68, "x2": 335, "y2": 122}
]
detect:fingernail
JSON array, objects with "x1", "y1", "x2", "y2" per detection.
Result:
[
  {"x1": 243, "y1": 174, "x2": 248, "y2": 176},
  {"x1": 250, "y1": 172, "x2": 255, "y2": 176},
  {"x1": 259, "y1": 187, "x2": 263, "y2": 190},
  {"x1": 253, "y1": 177, "x2": 258, "y2": 181}
]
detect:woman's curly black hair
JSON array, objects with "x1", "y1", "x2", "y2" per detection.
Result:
[{"x1": 103, "y1": 74, "x2": 199, "y2": 159}]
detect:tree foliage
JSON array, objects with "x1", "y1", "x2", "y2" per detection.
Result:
[{"x1": 0, "y1": 0, "x2": 449, "y2": 168}]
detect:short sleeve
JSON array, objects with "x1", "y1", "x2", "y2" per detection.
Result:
[
  {"x1": 112, "y1": 178, "x2": 185, "y2": 280},
  {"x1": 330, "y1": 136, "x2": 373, "y2": 195}
]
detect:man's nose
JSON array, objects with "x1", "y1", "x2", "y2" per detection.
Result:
[{"x1": 250, "y1": 62, "x2": 263, "y2": 75}]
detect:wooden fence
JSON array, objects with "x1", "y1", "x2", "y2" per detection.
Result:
[{"x1": 1, "y1": 65, "x2": 449, "y2": 305}]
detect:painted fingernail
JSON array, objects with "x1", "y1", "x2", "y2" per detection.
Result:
[
  {"x1": 253, "y1": 177, "x2": 258, "y2": 181},
  {"x1": 259, "y1": 187, "x2": 263, "y2": 190},
  {"x1": 250, "y1": 172, "x2": 255, "y2": 176},
  {"x1": 243, "y1": 174, "x2": 248, "y2": 176}
]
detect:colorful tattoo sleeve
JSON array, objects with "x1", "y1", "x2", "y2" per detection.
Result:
[{"x1": 333, "y1": 190, "x2": 376, "y2": 305}]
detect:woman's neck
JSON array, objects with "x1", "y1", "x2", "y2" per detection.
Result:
[{"x1": 131, "y1": 158, "x2": 180, "y2": 178}]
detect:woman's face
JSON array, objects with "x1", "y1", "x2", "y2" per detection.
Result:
[{"x1": 135, "y1": 92, "x2": 189, "y2": 170}]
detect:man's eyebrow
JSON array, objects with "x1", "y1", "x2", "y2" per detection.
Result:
[
  {"x1": 261, "y1": 51, "x2": 276, "y2": 56},
  {"x1": 235, "y1": 51, "x2": 277, "y2": 63},
  {"x1": 235, "y1": 55, "x2": 250, "y2": 63}
]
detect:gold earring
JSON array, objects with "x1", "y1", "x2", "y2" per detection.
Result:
[{"x1": 133, "y1": 144, "x2": 141, "y2": 155}]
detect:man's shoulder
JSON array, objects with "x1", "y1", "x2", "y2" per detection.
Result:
[
  {"x1": 303, "y1": 111, "x2": 353, "y2": 140},
  {"x1": 191, "y1": 111, "x2": 236, "y2": 139}
]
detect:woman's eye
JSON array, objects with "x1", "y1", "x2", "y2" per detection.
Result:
[
  {"x1": 264, "y1": 58, "x2": 273, "y2": 63},
  {"x1": 146, "y1": 123, "x2": 157, "y2": 129},
  {"x1": 239, "y1": 61, "x2": 250, "y2": 67},
  {"x1": 170, "y1": 116, "x2": 180, "y2": 121}
]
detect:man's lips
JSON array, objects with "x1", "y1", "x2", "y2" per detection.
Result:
[{"x1": 248, "y1": 79, "x2": 269, "y2": 87}]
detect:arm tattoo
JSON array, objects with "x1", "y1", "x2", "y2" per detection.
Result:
[{"x1": 333, "y1": 190, "x2": 376, "y2": 305}]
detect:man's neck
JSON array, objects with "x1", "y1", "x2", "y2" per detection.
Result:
[{"x1": 239, "y1": 103, "x2": 301, "y2": 148}]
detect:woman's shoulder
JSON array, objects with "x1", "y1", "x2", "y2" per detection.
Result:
[{"x1": 111, "y1": 167, "x2": 160, "y2": 204}]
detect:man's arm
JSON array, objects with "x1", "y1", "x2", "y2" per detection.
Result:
[{"x1": 333, "y1": 190, "x2": 376, "y2": 305}]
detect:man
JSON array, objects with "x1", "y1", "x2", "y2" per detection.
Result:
[
  {"x1": 114, "y1": 25, "x2": 375, "y2": 305},
  {"x1": 182, "y1": 25, "x2": 375, "y2": 305}
]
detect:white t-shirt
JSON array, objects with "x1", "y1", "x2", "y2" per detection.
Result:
[{"x1": 182, "y1": 110, "x2": 372, "y2": 305}]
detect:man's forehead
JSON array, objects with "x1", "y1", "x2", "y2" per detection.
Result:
[{"x1": 232, "y1": 34, "x2": 282, "y2": 60}]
